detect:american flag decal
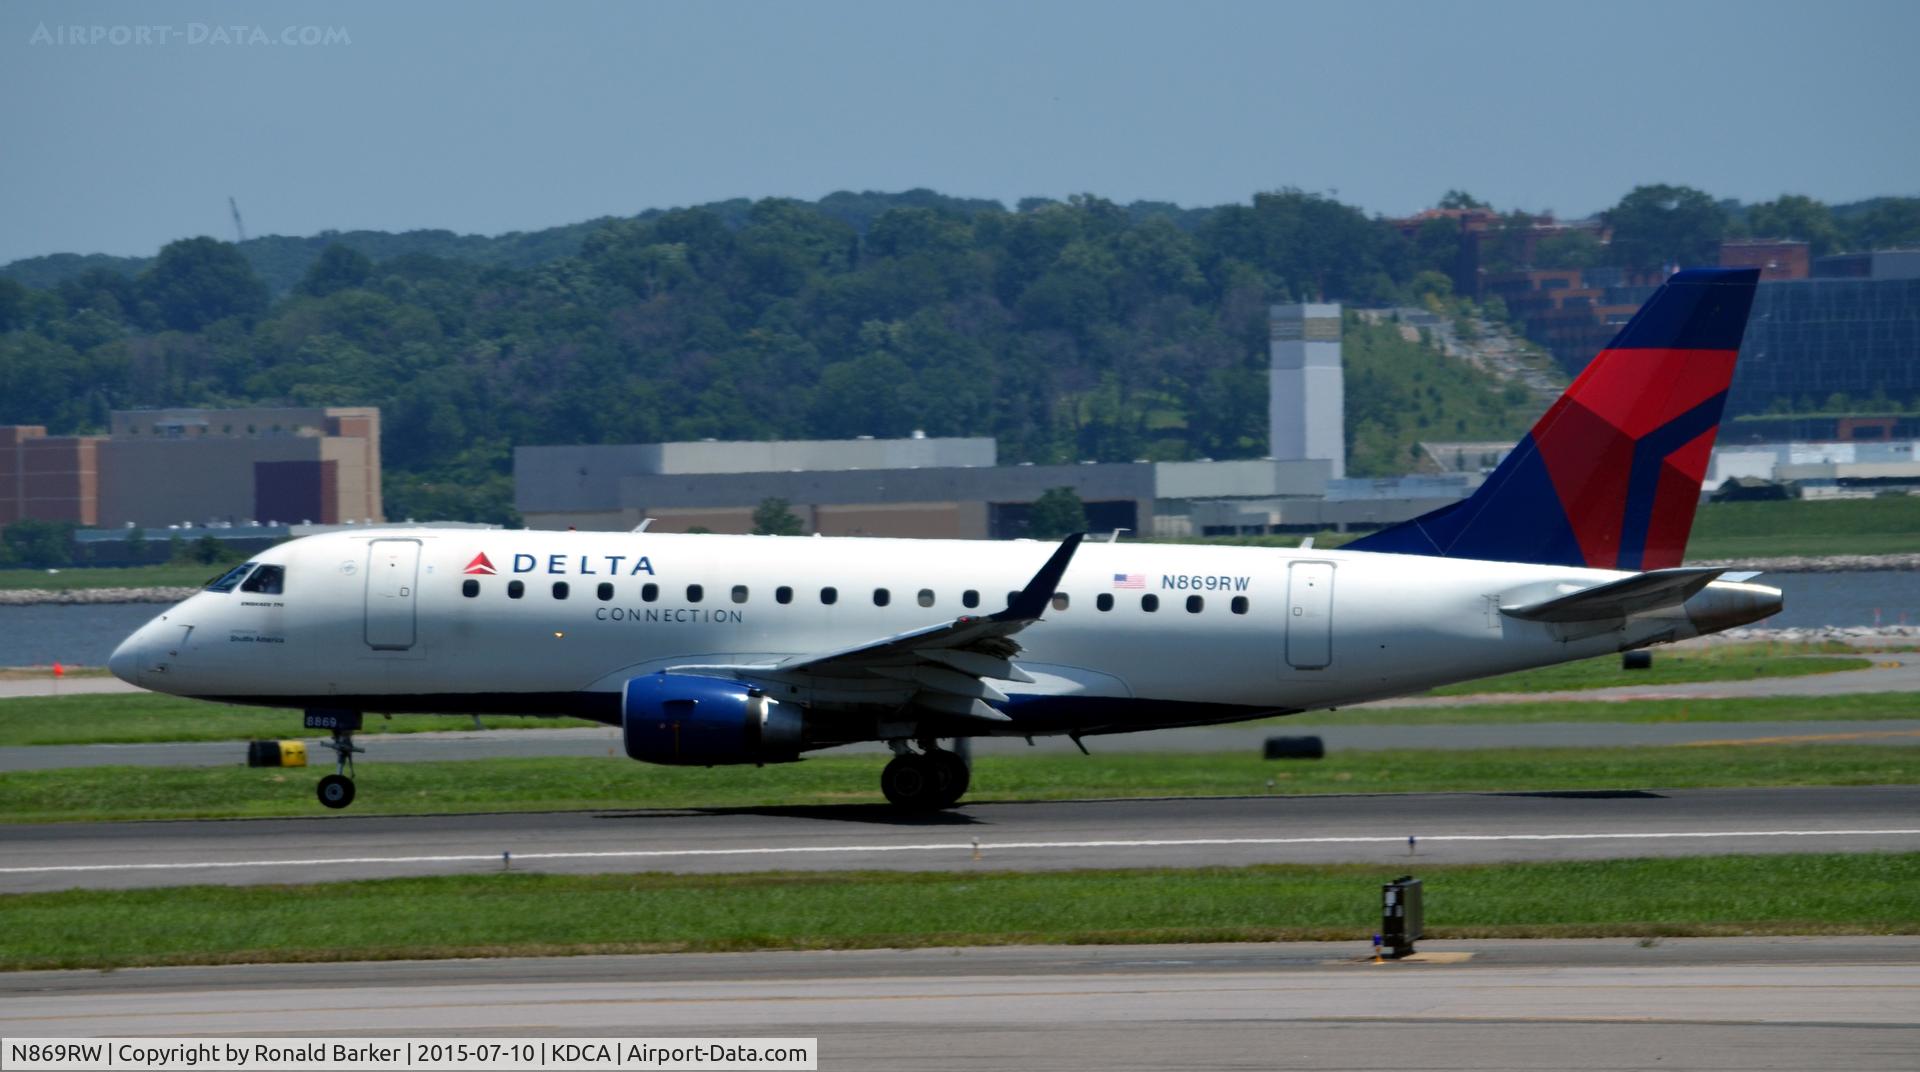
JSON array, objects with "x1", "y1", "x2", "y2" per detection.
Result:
[{"x1": 1112, "y1": 573, "x2": 1144, "y2": 589}]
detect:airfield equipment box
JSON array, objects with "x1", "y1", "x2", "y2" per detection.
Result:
[
  {"x1": 1263, "y1": 735, "x2": 1326, "y2": 760},
  {"x1": 246, "y1": 740, "x2": 307, "y2": 767},
  {"x1": 1382, "y1": 875, "x2": 1424, "y2": 958}
]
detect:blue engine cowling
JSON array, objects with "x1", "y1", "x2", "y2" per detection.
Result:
[{"x1": 622, "y1": 672, "x2": 803, "y2": 765}]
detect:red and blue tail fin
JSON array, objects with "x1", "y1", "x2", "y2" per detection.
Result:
[{"x1": 1347, "y1": 267, "x2": 1759, "y2": 571}]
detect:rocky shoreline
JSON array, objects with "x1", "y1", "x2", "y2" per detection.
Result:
[
  {"x1": 0, "y1": 586, "x2": 199, "y2": 606},
  {"x1": 1685, "y1": 553, "x2": 1920, "y2": 573}
]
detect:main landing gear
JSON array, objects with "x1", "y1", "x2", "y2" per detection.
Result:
[
  {"x1": 305, "y1": 710, "x2": 365, "y2": 810},
  {"x1": 881, "y1": 740, "x2": 971, "y2": 811}
]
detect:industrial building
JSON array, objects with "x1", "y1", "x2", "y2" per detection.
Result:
[
  {"x1": 0, "y1": 426, "x2": 101, "y2": 526},
  {"x1": 0, "y1": 406, "x2": 382, "y2": 530},
  {"x1": 518, "y1": 303, "x2": 1476, "y2": 538}
]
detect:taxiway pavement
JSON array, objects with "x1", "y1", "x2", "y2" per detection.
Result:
[
  {"x1": 4, "y1": 785, "x2": 1915, "y2": 893},
  {"x1": 5, "y1": 938, "x2": 1916, "y2": 1070}
]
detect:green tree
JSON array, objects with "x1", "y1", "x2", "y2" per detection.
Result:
[
  {"x1": 1533, "y1": 231, "x2": 1604, "y2": 269},
  {"x1": 1603, "y1": 184, "x2": 1726, "y2": 268},
  {"x1": 192, "y1": 534, "x2": 225, "y2": 564},
  {"x1": 0, "y1": 278, "x2": 25, "y2": 330},
  {"x1": 298, "y1": 243, "x2": 374, "y2": 297},
  {"x1": 1437, "y1": 190, "x2": 1488, "y2": 210},
  {"x1": 1846, "y1": 197, "x2": 1920, "y2": 250},
  {"x1": 1027, "y1": 487, "x2": 1087, "y2": 539},
  {"x1": 1, "y1": 519, "x2": 75, "y2": 569},
  {"x1": 1745, "y1": 195, "x2": 1841, "y2": 257},
  {"x1": 751, "y1": 497, "x2": 805, "y2": 535},
  {"x1": 140, "y1": 237, "x2": 269, "y2": 330},
  {"x1": 123, "y1": 526, "x2": 148, "y2": 565}
]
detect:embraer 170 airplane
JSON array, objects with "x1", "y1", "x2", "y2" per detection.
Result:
[{"x1": 109, "y1": 268, "x2": 1781, "y2": 811}]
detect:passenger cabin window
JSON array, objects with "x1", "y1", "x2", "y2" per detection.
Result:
[
  {"x1": 553, "y1": 581, "x2": 570, "y2": 600},
  {"x1": 873, "y1": 588, "x2": 891, "y2": 607},
  {"x1": 241, "y1": 565, "x2": 284, "y2": 595},
  {"x1": 1051, "y1": 593, "x2": 1070, "y2": 611},
  {"x1": 1096, "y1": 593, "x2": 1113, "y2": 612},
  {"x1": 776, "y1": 586, "x2": 793, "y2": 604},
  {"x1": 508, "y1": 580, "x2": 525, "y2": 599},
  {"x1": 642, "y1": 583, "x2": 659, "y2": 602},
  {"x1": 732, "y1": 585, "x2": 749, "y2": 604},
  {"x1": 918, "y1": 589, "x2": 935, "y2": 608},
  {"x1": 962, "y1": 590, "x2": 980, "y2": 609},
  {"x1": 1186, "y1": 595, "x2": 1204, "y2": 613},
  {"x1": 820, "y1": 586, "x2": 838, "y2": 605},
  {"x1": 1231, "y1": 596, "x2": 1249, "y2": 615},
  {"x1": 462, "y1": 579, "x2": 480, "y2": 598},
  {"x1": 687, "y1": 584, "x2": 704, "y2": 603},
  {"x1": 204, "y1": 563, "x2": 254, "y2": 593},
  {"x1": 597, "y1": 582, "x2": 614, "y2": 601},
  {"x1": 1141, "y1": 594, "x2": 1159, "y2": 612}
]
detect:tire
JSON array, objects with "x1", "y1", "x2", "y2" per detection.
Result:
[
  {"x1": 317, "y1": 774, "x2": 356, "y2": 810},
  {"x1": 880, "y1": 754, "x2": 941, "y2": 810},
  {"x1": 928, "y1": 749, "x2": 972, "y2": 808}
]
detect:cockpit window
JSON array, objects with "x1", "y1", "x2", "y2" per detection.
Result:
[
  {"x1": 241, "y1": 564, "x2": 285, "y2": 595},
  {"x1": 204, "y1": 563, "x2": 255, "y2": 593}
]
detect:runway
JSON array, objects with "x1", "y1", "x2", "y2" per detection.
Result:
[
  {"x1": 3, "y1": 786, "x2": 1916, "y2": 893},
  {"x1": 4, "y1": 938, "x2": 1916, "y2": 1070}
]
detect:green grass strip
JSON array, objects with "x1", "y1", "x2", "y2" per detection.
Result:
[
  {"x1": 3, "y1": 853, "x2": 1914, "y2": 971},
  {"x1": 1279, "y1": 691, "x2": 1920, "y2": 727},
  {"x1": 0, "y1": 693, "x2": 596, "y2": 746},
  {"x1": 1423, "y1": 644, "x2": 1869, "y2": 696},
  {"x1": 2, "y1": 746, "x2": 1912, "y2": 824}
]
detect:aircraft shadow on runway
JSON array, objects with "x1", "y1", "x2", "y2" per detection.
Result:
[{"x1": 593, "y1": 803, "x2": 988, "y2": 826}]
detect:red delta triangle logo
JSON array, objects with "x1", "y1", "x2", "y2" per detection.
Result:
[{"x1": 463, "y1": 552, "x2": 498, "y2": 576}]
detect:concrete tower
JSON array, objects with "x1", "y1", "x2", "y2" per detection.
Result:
[{"x1": 1269, "y1": 303, "x2": 1345, "y2": 480}]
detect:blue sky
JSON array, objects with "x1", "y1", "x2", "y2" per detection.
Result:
[{"x1": 2, "y1": 0, "x2": 1916, "y2": 263}]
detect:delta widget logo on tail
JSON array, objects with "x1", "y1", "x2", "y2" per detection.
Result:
[{"x1": 463, "y1": 553, "x2": 497, "y2": 576}]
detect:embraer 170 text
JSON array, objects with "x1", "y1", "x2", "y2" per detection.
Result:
[{"x1": 110, "y1": 268, "x2": 1781, "y2": 811}]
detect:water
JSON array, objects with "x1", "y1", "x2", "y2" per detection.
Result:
[
  {"x1": 1766, "y1": 570, "x2": 1920, "y2": 630},
  {"x1": 0, "y1": 569, "x2": 1913, "y2": 667},
  {"x1": 0, "y1": 604, "x2": 165, "y2": 666}
]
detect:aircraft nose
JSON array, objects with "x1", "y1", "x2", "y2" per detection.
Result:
[{"x1": 107, "y1": 630, "x2": 145, "y2": 686}]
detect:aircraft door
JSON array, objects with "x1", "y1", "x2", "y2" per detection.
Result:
[
  {"x1": 364, "y1": 539, "x2": 422, "y2": 650},
  {"x1": 1285, "y1": 561, "x2": 1334, "y2": 670}
]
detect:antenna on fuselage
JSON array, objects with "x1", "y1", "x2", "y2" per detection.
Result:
[
  {"x1": 1300, "y1": 536, "x2": 1315, "y2": 549},
  {"x1": 632, "y1": 518, "x2": 654, "y2": 533},
  {"x1": 1107, "y1": 528, "x2": 1130, "y2": 543}
]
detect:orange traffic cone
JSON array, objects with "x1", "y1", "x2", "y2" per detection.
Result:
[{"x1": 52, "y1": 662, "x2": 64, "y2": 678}]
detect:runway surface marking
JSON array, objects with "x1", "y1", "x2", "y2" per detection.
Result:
[{"x1": 6, "y1": 827, "x2": 1917, "y2": 877}]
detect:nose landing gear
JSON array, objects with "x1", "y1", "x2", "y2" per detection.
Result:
[{"x1": 305, "y1": 710, "x2": 364, "y2": 810}]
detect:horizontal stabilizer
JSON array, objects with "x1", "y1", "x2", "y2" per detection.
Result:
[{"x1": 1501, "y1": 567, "x2": 1725, "y2": 623}]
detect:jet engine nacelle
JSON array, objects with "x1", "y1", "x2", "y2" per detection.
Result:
[{"x1": 621, "y1": 672, "x2": 803, "y2": 765}]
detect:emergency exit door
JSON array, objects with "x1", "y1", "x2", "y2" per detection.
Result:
[
  {"x1": 1286, "y1": 561, "x2": 1334, "y2": 670},
  {"x1": 364, "y1": 539, "x2": 421, "y2": 650}
]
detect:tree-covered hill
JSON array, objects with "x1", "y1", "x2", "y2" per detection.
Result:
[{"x1": 2, "y1": 185, "x2": 1913, "y2": 524}]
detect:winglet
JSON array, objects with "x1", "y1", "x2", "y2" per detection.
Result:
[{"x1": 992, "y1": 533, "x2": 1085, "y2": 622}]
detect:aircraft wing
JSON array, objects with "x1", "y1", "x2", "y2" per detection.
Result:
[
  {"x1": 668, "y1": 534, "x2": 1084, "y2": 723},
  {"x1": 1500, "y1": 566, "x2": 1726, "y2": 624}
]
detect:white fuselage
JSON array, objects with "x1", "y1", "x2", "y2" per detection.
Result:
[{"x1": 110, "y1": 528, "x2": 1774, "y2": 742}]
